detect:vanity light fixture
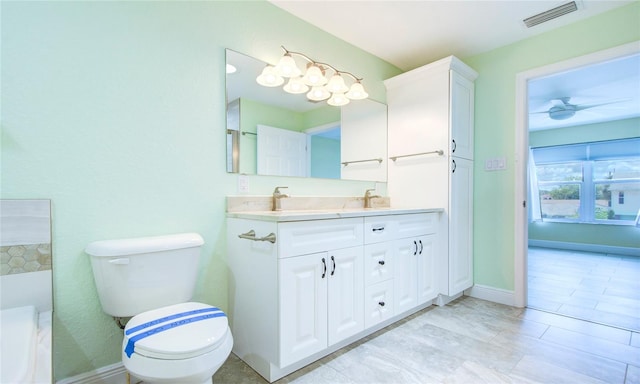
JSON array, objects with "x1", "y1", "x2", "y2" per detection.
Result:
[{"x1": 255, "y1": 46, "x2": 368, "y2": 106}]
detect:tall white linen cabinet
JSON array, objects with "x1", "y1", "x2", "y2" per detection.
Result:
[{"x1": 384, "y1": 56, "x2": 478, "y2": 303}]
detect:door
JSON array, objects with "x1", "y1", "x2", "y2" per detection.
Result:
[
  {"x1": 449, "y1": 157, "x2": 474, "y2": 294},
  {"x1": 327, "y1": 247, "x2": 364, "y2": 345},
  {"x1": 393, "y1": 237, "x2": 418, "y2": 314},
  {"x1": 257, "y1": 124, "x2": 307, "y2": 177},
  {"x1": 417, "y1": 234, "x2": 438, "y2": 304},
  {"x1": 279, "y1": 252, "x2": 328, "y2": 367}
]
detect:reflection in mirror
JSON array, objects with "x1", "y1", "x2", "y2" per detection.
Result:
[
  {"x1": 0, "y1": 199, "x2": 52, "y2": 383},
  {"x1": 226, "y1": 49, "x2": 387, "y2": 182}
]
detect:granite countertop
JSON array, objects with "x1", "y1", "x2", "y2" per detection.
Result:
[{"x1": 226, "y1": 207, "x2": 444, "y2": 222}]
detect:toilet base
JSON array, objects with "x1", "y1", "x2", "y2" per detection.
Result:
[{"x1": 123, "y1": 328, "x2": 233, "y2": 384}]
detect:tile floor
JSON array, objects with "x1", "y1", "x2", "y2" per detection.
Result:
[
  {"x1": 213, "y1": 296, "x2": 640, "y2": 383},
  {"x1": 527, "y1": 247, "x2": 640, "y2": 332}
]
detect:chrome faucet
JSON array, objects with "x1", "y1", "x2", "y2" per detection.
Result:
[
  {"x1": 272, "y1": 186, "x2": 289, "y2": 211},
  {"x1": 364, "y1": 189, "x2": 381, "y2": 208}
]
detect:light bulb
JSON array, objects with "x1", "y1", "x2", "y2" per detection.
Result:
[
  {"x1": 274, "y1": 54, "x2": 301, "y2": 78},
  {"x1": 256, "y1": 65, "x2": 284, "y2": 87},
  {"x1": 345, "y1": 82, "x2": 368, "y2": 100},
  {"x1": 328, "y1": 92, "x2": 350, "y2": 106},
  {"x1": 283, "y1": 77, "x2": 309, "y2": 94},
  {"x1": 326, "y1": 74, "x2": 349, "y2": 93},
  {"x1": 302, "y1": 65, "x2": 328, "y2": 86},
  {"x1": 307, "y1": 86, "x2": 330, "y2": 101}
]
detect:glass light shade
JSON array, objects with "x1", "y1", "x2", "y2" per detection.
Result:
[
  {"x1": 274, "y1": 54, "x2": 301, "y2": 78},
  {"x1": 302, "y1": 65, "x2": 328, "y2": 86},
  {"x1": 256, "y1": 65, "x2": 284, "y2": 87},
  {"x1": 345, "y1": 82, "x2": 368, "y2": 100},
  {"x1": 327, "y1": 92, "x2": 350, "y2": 106},
  {"x1": 326, "y1": 74, "x2": 349, "y2": 93},
  {"x1": 283, "y1": 77, "x2": 309, "y2": 94},
  {"x1": 306, "y1": 86, "x2": 330, "y2": 101}
]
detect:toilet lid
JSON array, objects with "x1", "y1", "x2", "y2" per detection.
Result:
[{"x1": 123, "y1": 302, "x2": 229, "y2": 360}]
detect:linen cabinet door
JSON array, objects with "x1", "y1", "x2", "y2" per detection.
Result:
[
  {"x1": 449, "y1": 157, "x2": 474, "y2": 294},
  {"x1": 327, "y1": 246, "x2": 364, "y2": 346},
  {"x1": 279, "y1": 252, "x2": 328, "y2": 367}
]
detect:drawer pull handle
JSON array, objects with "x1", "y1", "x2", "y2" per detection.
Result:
[
  {"x1": 321, "y1": 258, "x2": 327, "y2": 279},
  {"x1": 378, "y1": 260, "x2": 385, "y2": 266},
  {"x1": 378, "y1": 301, "x2": 385, "y2": 307},
  {"x1": 238, "y1": 230, "x2": 276, "y2": 244},
  {"x1": 331, "y1": 256, "x2": 336, "y2": 276},
  {"x1": 372, "y1": 226, "x2": 385, "y2": 232}
]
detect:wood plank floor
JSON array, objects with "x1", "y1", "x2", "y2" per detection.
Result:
[
  {"x1": 213, "y1": 296, "x2": 640, "y2": 383},
  {"x1": 527, "y1": 247, "x2": 640, "y2": 332}
]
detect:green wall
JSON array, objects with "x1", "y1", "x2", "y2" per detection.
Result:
[
  {"x1": 1, "y1": 1, "x2": 400, "y2": 379},
  {"x1": 310, "y1": 136, "x2": 341, "y2": 179},
  {"x1": 528, "y1": 117, "x2": 640, "y2": 248},
  {"x1": 465, "y1": 2, "x2": 640, "y2": 291}
]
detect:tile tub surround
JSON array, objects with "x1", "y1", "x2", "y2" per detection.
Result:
[
  {"x1": 227, "y1": 195, "x2": 392, "y2": 213},
  {"x1": 213, "y1": 296, "x2": 639, "y2": 384}
]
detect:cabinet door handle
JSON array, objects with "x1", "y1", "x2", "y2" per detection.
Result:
[
  {"x1": 378, "y1": 301, "x2": 385, "y2": 307},
  {"x1": 418, "y1": 240, "x2": 423, "y2": 255},
  {"x1": 413, "y1": 240, "x2": 418, "y2": 255},
  {"x1": 452, "y1": 159, "x2": 457, "y2": 173},
  {"x1": 321, "y1": 258, "x2": 327, "y2": 279},
  {"x1": 372, "y1": 226, "x2": 385, "y2": 232},
  {"x1": 331, "y1": 256, "x2": 336, "y2": 276},
  {"x1": 452, "y1": 139, "x2": 457, "y2": 153},
  {"x1": 378, "y1": 260, "x2": 385, "y2": 265}
]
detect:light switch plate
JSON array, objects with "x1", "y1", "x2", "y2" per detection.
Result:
[{"x1": 238, "y1": 174, "x2": 249, "y2": 193}]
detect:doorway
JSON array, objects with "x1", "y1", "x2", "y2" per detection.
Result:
[{"x1": 514, "y1": 42, "x2": 640, "y2": 330}]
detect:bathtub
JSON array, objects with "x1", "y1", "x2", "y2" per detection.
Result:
[{"x1": 0, "y1": 306, "x2": 52, "y2": 384}]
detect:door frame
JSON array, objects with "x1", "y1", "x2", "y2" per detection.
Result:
[{"x1": 513, "y1": 41, "x2": 640, "y2": 307}]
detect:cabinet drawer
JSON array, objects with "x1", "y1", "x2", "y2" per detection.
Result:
[
  {"x1": 279, "y1": 218, "x2": 363, "y2": 258},
  {"x1": 396, "y1": 213, "x2": 438, "y2": 238},
  {"x1": 364, "y1": 242, "x2": 394, "y2": 286},
  {"x1": 364, "y1": 280, "x2": 394, "y2": 329},
  {"x1": 364, "y1": 216, "x2": 397, "y2": 244}
]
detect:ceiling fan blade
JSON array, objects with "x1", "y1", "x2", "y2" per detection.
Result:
[
  {"x1": 549, "y1": 98, "x2": 569, "y2": 107},
  {"x1": 574, "y1": 99, "x2": 629, "y2": 111}
]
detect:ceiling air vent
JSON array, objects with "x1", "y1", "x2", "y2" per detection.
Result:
[{"x1": 523, "y1": 1, "x2": 579, "y2": 28}]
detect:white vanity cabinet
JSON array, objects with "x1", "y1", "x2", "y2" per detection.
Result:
[
  {"x1": 385, "y1": 55, "x2": 477, "y2": 303},
  {"x1": 227, "y1": 209, "x2": 440, "y2": 382}
]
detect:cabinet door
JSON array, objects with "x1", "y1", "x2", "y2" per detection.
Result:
[
  {"x1": 279, "y1": 252, "x2": 328, "y2": 367},
  {"x1": 393, "y1": 238, "x2": 418, "y2": 314},
  {"x1": 449, "y1": 72, "x2": 474, "y2": 160},
  {"x1": 449, "y1": 157, "x2": 474, "y2": 294},
  {"x1": 328, "y1": 247, "x2": 364, "y2": 346},
  {"x1": 416, "y1": 234, "x2": 438, "y2": 304},
  {"x1": 387, "y1": 72, "x2": 449, "y2": 158},
  {"x1": 364, "y1": 280, "x2": 394, "y2": 328}
]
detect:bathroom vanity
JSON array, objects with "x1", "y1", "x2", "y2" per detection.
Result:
[{"x1": 226, "y1": 207, "x2": 442, "y2": 382}]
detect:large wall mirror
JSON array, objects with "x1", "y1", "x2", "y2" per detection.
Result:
[
  {"x1": 226, "y1": 49, "x2": 388, "y2": 182},
  {"x1": 0, "y1": 199, "x2": 52, "y2": 383}
]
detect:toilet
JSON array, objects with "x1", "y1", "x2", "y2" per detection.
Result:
[{"x1": 86, "y1": 233, "x2": 232, "y2": 384}]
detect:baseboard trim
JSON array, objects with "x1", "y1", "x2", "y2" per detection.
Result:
[
  {"x1": 465, "y1": 284, "x2": 515, "y2": 307},
  {"x1": 56, "y1": 362, "x2": 131, "y2": 384},
  {"x1": 528, "y1": 239, "x2": 640, "y2": 257}
]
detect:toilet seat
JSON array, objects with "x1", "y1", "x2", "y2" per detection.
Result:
[{"x1": 123, "y1": 302, "x2": 229, "y2": 360}]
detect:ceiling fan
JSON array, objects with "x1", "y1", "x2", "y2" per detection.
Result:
[{"x1": 532, "y1": 97, "x2": 623, "y2": 120}]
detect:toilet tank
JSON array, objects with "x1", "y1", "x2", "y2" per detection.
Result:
[{"x1": 86, "y1": 233, "x2": 204, "y2": 317}]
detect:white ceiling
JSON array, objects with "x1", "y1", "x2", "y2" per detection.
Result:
[{"x1": 269, "y1": 0, "x2": 640, "y2": 130}]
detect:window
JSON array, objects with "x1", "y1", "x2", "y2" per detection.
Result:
[{"x1": 531, "y1": 138, "x2": 640, "y2": 225}]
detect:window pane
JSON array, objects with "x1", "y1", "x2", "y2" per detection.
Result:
[
  {"x1": 539, "y1": 184, "x2": 580, "y2": 219},
  {"x1": 593, "y1": 159, "x2": 640, "y2": 180},
  {"x1": 596, "y1": 182, "x2": 640, "y2": 221},
  {"x1": 536, "y1": 163, "x2": 583, "y2": 182}
]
